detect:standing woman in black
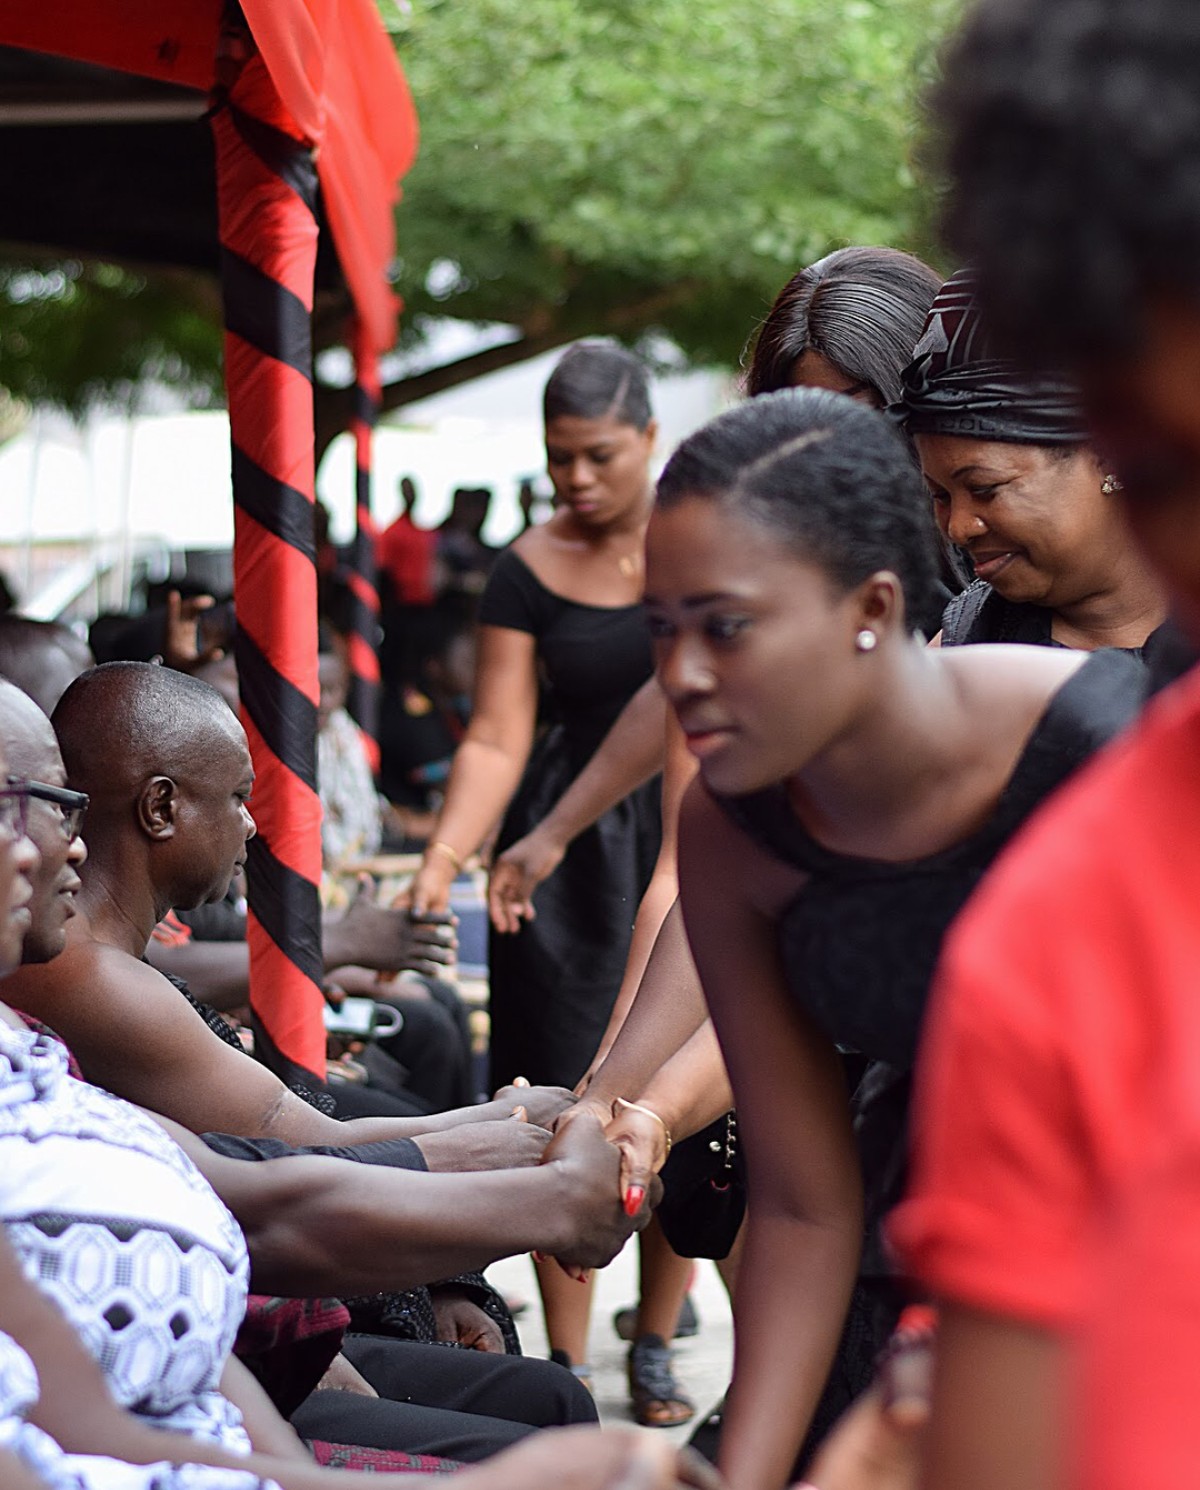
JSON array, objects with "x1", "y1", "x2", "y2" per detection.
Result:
[{"x1": 410, "y1": 343, "x2": 664, "y2": 1377}]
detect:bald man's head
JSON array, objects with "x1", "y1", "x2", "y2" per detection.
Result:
[
  {"x1": 0, "y1": 617, "x2": 93, "y2": 716},
  {"x1": 0, "y1": 680, "x2": 86, "y2": 963},
  {"x1": 53, "y1": 661, "x2": 242, "y2": 801},
  {"x1": 51, "y1": 663, "x2": 255, "y2": 910}
]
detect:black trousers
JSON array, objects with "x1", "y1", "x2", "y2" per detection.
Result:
[
  {"x1": 375, "y1": 980, "x2": 475, "y2": 1111},
  {"x1": 291, "y1": 1336, "x2": 597, "y2": 1462}
]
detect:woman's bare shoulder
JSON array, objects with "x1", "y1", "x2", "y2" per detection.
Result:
[{"x1": 940, "y1": 642, "x2": 1087, "y2": 713}]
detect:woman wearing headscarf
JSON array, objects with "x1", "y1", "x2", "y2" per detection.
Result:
[{"x1": 897, "y1": 268, "x2": 1168, "y2": 653}]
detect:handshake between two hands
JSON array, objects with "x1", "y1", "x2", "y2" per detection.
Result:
[{"x1": 492, "y1": 1078, "x2": 667, "y2": 1281}]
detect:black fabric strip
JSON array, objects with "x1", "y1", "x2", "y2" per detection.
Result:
[
  {"x1": 221, "y1": 246, "x2": 313, "y2": 378},
  {"x1": 346, "y1": 674, "x2": 380, "y2": 740},
  {"x1": 228, "y1": 104, "x2": 319, "y2": 212},
  {"x1": 355, "y1": 466, "x2": 371, "y2": 510},
  {"x1": 235, "y1": 631, "x2": 319, "y2": 794},
  {"x1": 245, "y1": 834, "x2": 325, "y2": 987},
  {"x1": 352, "y1": 384, "x2": 378, "y2": 428},
  {"x1": 249, "y1": 1008, "x2": 330, "y2": 1096},
  {"x1": 233, "y1": 446, "x2": 318, "y2": 561},
  {"x1": 349, "y1": 523, "x2": 375, "y2": 572}
]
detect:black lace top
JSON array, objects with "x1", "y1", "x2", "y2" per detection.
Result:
[{"x1": 716, "y1": 649, "x2": 1148, "y2": 1072}]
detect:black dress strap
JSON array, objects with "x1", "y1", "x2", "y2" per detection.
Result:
[
  {"x1": 721, "y1": 648, "x2": 1148, "y2": 879},
  {"x1": 984, "y1": 647, "x2": 1148, "y2": 837},
  {"x1": 940, "y1": 579, "x2": 1054, "y2": 646}
]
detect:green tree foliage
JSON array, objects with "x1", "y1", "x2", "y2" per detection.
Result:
[
  {"x1": 0, "y1": 0, "x2": 961, "y2": 427},
  {"x1": 391, "y1": 0, "x2": 960, "y2": 374},
  {"x1": 0, "y1": 260, "x2": 223, "y2": 419}
]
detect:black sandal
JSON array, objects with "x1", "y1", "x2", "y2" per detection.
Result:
[
  {"x1": 627, "y1": 1333, "x2": 695, "y2": 1428},
  {"x1": 613, "y1": 1293, "x2": 700, "y2": 1342}
]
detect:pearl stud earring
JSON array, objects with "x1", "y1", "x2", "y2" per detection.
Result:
[{"x1": 855, "y1": 630, "x2": 877, "y2": 653}]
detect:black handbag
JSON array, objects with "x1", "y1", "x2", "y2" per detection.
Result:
[{"x1": 655, "y1": 1110, "x2": 746, "y2": 1260}]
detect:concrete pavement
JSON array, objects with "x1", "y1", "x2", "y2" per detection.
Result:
[{"x1": 488, "y1": 1241, "x2": 732, "y2": 1443}]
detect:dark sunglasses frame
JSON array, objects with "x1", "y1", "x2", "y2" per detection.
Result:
[
  {"x1": 0, "y1": 778, "x2": 30, "y2": 839},
  {"x1": 26, "y1": 780, "x2": 89, "y2": 840}
]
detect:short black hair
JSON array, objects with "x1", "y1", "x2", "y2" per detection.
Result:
[
  {"x1": 933, "y1": 0, "x2": 1200, "y2": 361},
  {"x1": 745, "y1": 247, "x2": 943, "y2": 404},
  {"x1": 656, "y1": 390, "x2": 941, "y2": 632},
  {"x1": 543, "y1": 342, "x2": 653, "y2": 431}
]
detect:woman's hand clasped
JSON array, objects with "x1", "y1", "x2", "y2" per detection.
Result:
[
  {"x1": 488, "y1": 827, "x2": 567, "y2": 933},
  {"x1": 604, "y1": 1100, "x2": 672, "y2": 1217},
  {"x1": 539, "y1": 1111, "x2": 660, "y2": 1275}
]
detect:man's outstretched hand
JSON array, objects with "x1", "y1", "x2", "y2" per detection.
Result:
[{"x1": 325, "y1": 876, "x2": 458, "y2": 978}]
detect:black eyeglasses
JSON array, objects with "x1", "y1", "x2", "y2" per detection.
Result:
[
  {"x1": 0, "y1": 778, "x2": 30, "y2": 840},
  {"x1": 26, "y1": 781, "x2": 89, "y2": 842}
]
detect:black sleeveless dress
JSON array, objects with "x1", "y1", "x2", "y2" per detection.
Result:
[
  {"x1": 942, "y1": 578, "x2": 1196, "y2": 691},
  {"x1": 479, "y1": 550, "x2": 662, "y2": 1090},
  {"x1": 714, "y1": 648, "x2": 1149, "y2": 1450}
]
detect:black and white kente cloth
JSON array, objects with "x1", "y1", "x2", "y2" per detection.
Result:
[
  {"x1": 0, "y1": 1020, "x2": 253, "y2": 1455},
  {"x1": 0, "y1": 1327, "x2": 277, "y2": 1489}
]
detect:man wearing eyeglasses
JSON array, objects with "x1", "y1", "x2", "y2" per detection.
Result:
[{"x1": 0, "y1": 681, "x2": 88, "y2": 967}]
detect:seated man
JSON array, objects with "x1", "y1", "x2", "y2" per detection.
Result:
[
  {"x1": 168, "y1": 646, "x2": 474, "y2": 1115},
  {"x1": 0, "y1": 728, "x2": 658, "y2": 1484},
  {"x1": 0, "y1": 678, "x2": 633, "y2": 1460},
  {"x1": 3, "y1": 662, "x2": 558, "y2": 1161}
]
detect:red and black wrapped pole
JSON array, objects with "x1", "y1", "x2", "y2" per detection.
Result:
[
  {"x1": 346, "y1": 320, "x2": 382, "y2": 774},
  {"x1": 211, "y1": 35, "x2": 326, "y2": 1087}
]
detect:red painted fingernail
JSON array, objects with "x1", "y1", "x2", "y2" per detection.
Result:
[
  {"x1": 896, "y1": 1304, "x2": 939, "y2": 1338},
  {"x1": 624, "y1": 1184, "x2": 646, "y2": 1217}
]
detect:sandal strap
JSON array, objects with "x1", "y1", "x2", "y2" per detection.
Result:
[{"x1": 628, "y1": 1333, "x2": 692, "y2": 1406}]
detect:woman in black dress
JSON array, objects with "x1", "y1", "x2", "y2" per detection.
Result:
[
  {"x1": 409, "y1": 342, "x2": 665, "y2": 1385},
  {"x1": 636, "y1": 388, "x2": 1148, "y2": 1490}
]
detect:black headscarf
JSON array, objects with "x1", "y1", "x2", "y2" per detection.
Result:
[{"x1": 893, "y1": 269, "x2": 1089, "y2": 444}]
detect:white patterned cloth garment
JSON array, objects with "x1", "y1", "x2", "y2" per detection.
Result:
[
  {"x1": 0, "y1": 1327, "x2": 278, "y2": 1489},
  {"x1": 0, "y1": 1021, "x2": 253, "y2": 1455},
  {"x1": 317, "y1": 705, "x2": 383, "y2": 865}
]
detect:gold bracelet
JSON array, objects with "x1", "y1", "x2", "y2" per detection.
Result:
[
  {"x1": 612, "y1": 1097, "x2": 672, "y2": 1158},
  {"x1": 426, "y1": 840, "x2": 463, "y2": 874}
]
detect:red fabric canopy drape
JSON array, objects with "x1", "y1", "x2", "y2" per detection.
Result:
[
  {"x1": 3, "y1": 2, "x2": 417, "y2": 1079},
  {"x1": 3, "y1": 0, "x2": 417, "y2": 356}
]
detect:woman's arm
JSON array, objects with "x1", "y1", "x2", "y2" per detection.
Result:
[
  {"x1": 410, "y1": 624, "x2": 540, "y2": 914},
  {"x1": 570, "y1": 718, "x2": 705, "y2": 1117},
  {"x1": 605, "y1": 1019, "x2": 734, "y2": 1206},
  {"x1": 488, "y1": 677, "x2": 667, "y2": 932},
  {"x1": 572, "y1": 899, "x2": 710, "y2": 1122},
  {"x1": 923, "y1": 1304, "x2": 1060, "y2": 1490},
  {"x1": 586, "y1": 713, "x2": 698, "y2": 1055},
  {"x1": 678, "y1": 782, "x2": 864, "y2": 1490}
]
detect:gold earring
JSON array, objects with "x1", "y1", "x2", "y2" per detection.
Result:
[{"x1": 1101, "y1": 473, "x2": 1124, "y2": 495}]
